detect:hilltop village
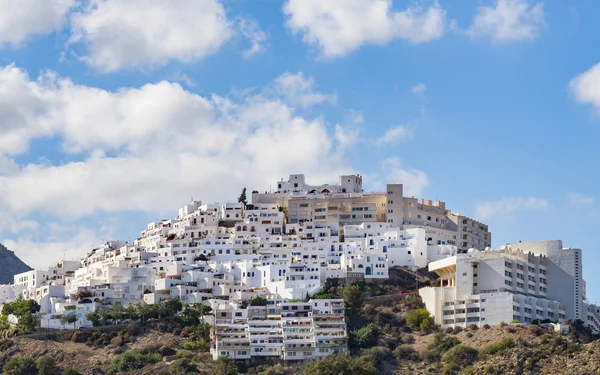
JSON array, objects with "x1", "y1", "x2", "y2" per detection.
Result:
[{"x1": 1, "y1": 174, "x2": 597, "y2": 363}]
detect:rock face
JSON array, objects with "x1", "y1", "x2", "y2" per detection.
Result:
[{"x1": 0, "y1": 243, "x2": 32, "y2": 284}]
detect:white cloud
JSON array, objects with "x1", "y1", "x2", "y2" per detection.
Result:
[
  {"x1": 283, "y1": 0, "x2": 446, "y2": 58},
  {"x1": 467, "y1": 0, "x2": 545, "y2": 43},
  {"x1": 272, "y1": 72, "x2": 336, "y2": 108},
  {"x1": 376, "y1": 125, "x2": 413, "y2": 145},
  {"x1": 411, "y1": 83, "x2": 427, "y2": 97},
  {"x1": 3, "y1": 224, "x2": 110, "y2": 269},
  {"x1": 0, "y1": 0, "x2": 75, "y2": 47},
  {"x1": 335, "y1": 124, "x2": 360, "y2": 149},
  {"x1": 238, "y1": 17, "x2": 268, "y2": 59},
  {"x1": 570, "y1": 62, "x2": 600, "y2": 113},
  {"x1": 0, "y1": 66, "x2": 350, "y2": 220},
  {"x1": 475, "y1": 196, "x2": 549, "y2": 220},
  {"x1": 568, "y1": 193, "x2": 594, "y2": 205},
  {"x1": 69, "y1": 0, "x2": 234, "y2": 72},
  {"x1": 378, "y1": 158, "x2": 429, "y2": 197}
]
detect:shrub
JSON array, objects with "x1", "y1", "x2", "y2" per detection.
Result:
[
  {"x1": 393, "y1": 345, "x2": 420, "y2": 362},
  {"x1": 429, "y1": 333, "x2": 461, "y2": 353},
  {"x1": 350, "y1": 323, "x2": 379, "y2": 349},
  {"x1": 444, "y1": 345, "x2": 478, "y2": 370},
  {"x1": 0, "y1": 339, "x2": 13, "y2": 351},
  {"x1": 400, "y1": 334, "x2": 414, "y2": 344},
  {"x1": 445, "y1": 327, "x2": 453, "y2": 334},
  {"x1": 406, "y1": 309, "x2": 434, "y2": 331},
  {"x1": 483, "y1": 324, "x2": 491, "y2": 329},
  {"x1": 481, "y1": 338, "x2": 515, "y2": 356},
  {"x1": 527, "y1": 324, "x2": 544, "y2": 336},
  {"x1": 161, "y1": 347, "x2": 177, "y2": 357},
  {"x1": 422, "y1": 349, "x2": 441, "y2": 363},
  {"x1": 360, "y1": 347, "x2": 394, "y2": 371},
  {"x1": 36, "y1": 355, "x2": 57, "y2": 375},
  {"x1": 451, "y1": 327, "x2": 463, "y2": 335},
  {"x1": 182, "y1": 339, "x2": 210, "y2": 352},
  {"x1": 3, "y1": 356, "x2": 37, "y2": 375},
  {"x1": 299, "y1": 353, "x2": 376, "y2": 375},
  {"x1": 466, "y1": 332, "x2": 473, "y2": 338},
  {"x1": 215, "y1": 356, "x2": 239, "y2": 375},
  {"x1": 62, "y1": 368, "x2": 81, "y2": 375},
  {"x1": 170, "y1": 358, "x2": 198, "y2": 374},
  {"x1": 468, "y1": 324, "x2": 478, "y2": 331},
  {"x1": 362, "y1": 304, "x2": 375, "y2": 316},
  {"x1": 505, "y1": 326, "x2": 517, "y2": 334},
  {"x1": 107, "y1": 350, "x2": 162, "y2": 375}
]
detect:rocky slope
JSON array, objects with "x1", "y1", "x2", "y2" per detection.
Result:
[
  {"x1": 0, "y1": 323, "x2": 598, "y2": 375},
  {"x1": 0, "y1": 243, "x2": 31, "y2": 284}
]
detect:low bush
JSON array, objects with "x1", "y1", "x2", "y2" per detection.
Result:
[
  {"x1": 36, "y1": 355, "x2": 57, "y2": 375},
  {"x1": 3, "y1": 356, "x2": 37, "y2": 375},
  {"x1": 468, "y1": 324, "x2": 478, "y2": 331},
  {"x1": 169, "y1": 358, "x2": 198, "y2": 374},
  {"x1": 0, "y1": 339, "x2": 13, "y2": 351},
  {"x1": 406, "y1": 309, "x2": 434, "y2": 331},
  {"x1": 400, "y1": 334, "x2": 415, "y2": 344},
  {"x1": 481, "y1": 338, "x2": 515, "y2": 356},
  {"x1": 429, "y1": 333, "x2": 461, "y2": 353},
  {"x1": 451, "y1": 327, "x2": 463, "y2": 335},
  {"x1": 443, "y1": 344, "x2": 478, "y2": 370},
  {"x1": 62, "y1": 368, "x2": 81, "y2": 375},
  {"x1": 483, "y1": 324, "x2": 491, "y2": 329},
  {"x1": 393, "y1": 345, "x2": 420, "y2": 362},
  {"x1": 183, "y1": 339, "x2": 210, "y2": 352},
  {"x1": 350, "y1": 323, "x2": 379, "y2": 349},
  {"x1": 107, "y1": 350, "x2": 162, "y2": 375}
]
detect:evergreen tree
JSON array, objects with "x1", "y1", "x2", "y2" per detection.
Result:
[{"x1": 238, "y1": 187, "x2": 247, "y2": 206}]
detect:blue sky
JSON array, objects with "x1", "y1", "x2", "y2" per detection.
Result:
[{"x1": 1, "y1": 0, "x2": 600, "y2": 301}]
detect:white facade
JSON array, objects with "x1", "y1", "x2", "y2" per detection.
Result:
[
  {"x1": 418, "y1": 242, "x2": 594, "y2": 329},
  {"x1": 211, "y1": 299, "x2": 347, "y2": 361}
]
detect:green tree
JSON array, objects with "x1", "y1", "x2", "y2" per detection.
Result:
[
  {"x1": 3, "y1": 356, "x2": 37, "y2": 375},
  {"x1": 237, "y1": 188, "x2": 247, "y2": 206},
  {"x1": 163, "y1": 299, "x2": 183, "y2": 317},
  {"x1": 110, "y1": 302, "x2": 124, "y2": 321},
  {"x1": 2, "y1": 296, "x2": 41, "y2": 333},
  {"x1": 350, "y1": 323, "x2": 379, "y2": 349},
  {"x1": 125, "y1": 304, "x2": 138, "y2": 321},
  {"x1": 36, "y1": 355, "x2": 57, "y2": 375},
  {"x1": 343, "y1": 285, "x2": 364, "y2": 312},
  {"x1": 85, "y1": 311, "x2": 101, "y2": 327},
  {"x1": 406, "y1": 308, "x2": 434, "y2": 330},
  {"x1": 300, "y1": 353, "x2": 376, "y2": 375},
  {"x1": 215, "y1": 356, "x2": 238, "y2": 375},
  {"x1": 250, "y1": 296, "x2": 268, "y2": 306},
  {"x1": 60, "y1": 312, "x2": 77, "y2": 330}
]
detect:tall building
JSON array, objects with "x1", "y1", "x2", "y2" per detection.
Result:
[{"x1": 419, "y1": 240, "x2": 600, "y2": 332}]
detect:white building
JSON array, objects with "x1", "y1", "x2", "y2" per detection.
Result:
[
  {"x1": 419, "y1": 241, "x2": 595, "y2": 330},
  {"x1": 210, "y1": 299, "x2": 347, "y2": 361}
]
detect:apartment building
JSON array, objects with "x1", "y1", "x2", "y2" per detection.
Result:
[
  {"x1": 211, "y1": 299, "x2": 347, "y2": 361},
  {"x1": 253, "y1": 174, "x2": 490, "y2": 252},
  {"x1": 419, "y1": 241, "x2": 598, "y2": 331}
]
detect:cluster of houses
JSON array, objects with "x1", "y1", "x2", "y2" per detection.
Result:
[{"x1": 0, "y1": 173, "x2": 597, "y2": 360}]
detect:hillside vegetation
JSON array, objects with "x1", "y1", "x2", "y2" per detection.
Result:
[{"x1": 1, "y1": 273, "x2": 598, "y2": 375}]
